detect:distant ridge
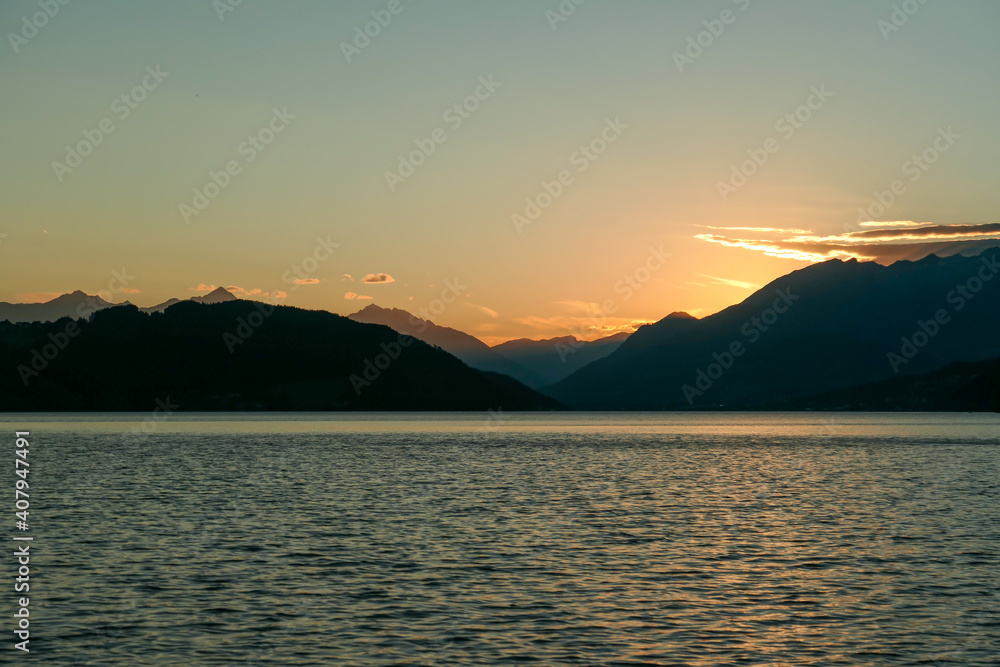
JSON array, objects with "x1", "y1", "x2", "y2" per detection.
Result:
[
  {"x1": 348, "y1": 304, "x2": 548, "y2": 388},
  {"x1": 0, "y1": 287, "x2": 240, "y2": 322},
  {"x1": 492, "y1": 332, "x2": 629, "y2": 386},
  {"x1": 0, "y1": 291, "x2": 114, "y2": 323},
  {"x1": 143, "y1": 286, "x2": 237, "y2": 313}
]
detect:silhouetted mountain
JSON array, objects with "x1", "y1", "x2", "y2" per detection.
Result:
[
  {"x1": 141, "y1": 287, "x2": 237, "y2": 313},
  {"x1": 140, "y1": 299, "x2": 181, "y2": 314},
  {"x1": 0, "y1": 301, "x2": 559, "y2": 411},
  {"x1": 348, "y1": 304, "x2": 547, "y2": 388},
  {"x1": 492, "y1": 332, "x2": 629, "y2": 386},
  {"x1": 549, "y1": 251, "x2": 1000, "y2": 410},
  {"x1": 192, "y1": 287, "x2": 238, "y2": 304},
  {"x1": 773, "y1": 357, "x2": 1000, "y2": 412},
  {"x1": 0, "y1": 291, "x2": 115, "y2": 323}
]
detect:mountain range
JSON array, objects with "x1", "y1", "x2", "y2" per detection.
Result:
[
  {"x1": 547, "y1": 252, "x2": 1000, "y2": 409},
  {"x1": 0, "y1": 301, "x2": 556, "y2": 411},
  {"x1": 0, "y1": 286, "x2": 238, "y2": 323},
  {"x1": 0, "y1": 291, "x2": 115, "y2": 324},
  {"x1": 348, "y1": 304, "x2": 627, "y2": 388},
  {"x1": 2, "y1": 250, "x2": 997, "y2": 411}
]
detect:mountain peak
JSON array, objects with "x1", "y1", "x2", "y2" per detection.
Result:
[
  {"x1": 666, "y1": 311, "x2": 696, "y2": 320},
  {"x1": 192, "y1": 287, "x2": 237, "y2": 304}
]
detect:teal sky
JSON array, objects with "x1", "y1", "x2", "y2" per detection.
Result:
[{"x1": 3, "y1": 0, "x2": 998, "y2": 342}]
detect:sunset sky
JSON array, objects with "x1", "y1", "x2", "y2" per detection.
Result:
[{"x1": 3, "y1": 0, "x2": 999, "y2": 343}]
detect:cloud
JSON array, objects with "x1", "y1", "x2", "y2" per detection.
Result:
[
  {"x1": 465, "y1": 303, "x2": 499, "y2": 318},
  {"x1": 227, "y1": 285, "x2": 265, "y2": 297},
  {"x1": 341, "y1": 273, "x2": 353, "y2": 282},
  {"x1": 857, "y1": 220, "x2": 928, "y2": 228},
  {"x1": 361, "y1": 273, "x2": 395, "y2": 284},
  {"x1": 13, "y1": 292, "x2": 63, "y2": 303},
  {"x1": 698, "y1": 225, "x2": 815, "y2": 235},
  {"x1": 189, "y1": 284, "x2": 275, "y2": 299},
  {"x1": 555, "y1": 300, "x2": 604, "y2": 315},
  {"x1": 273, "y1": 291, "x2": 288, "y2": 299},
  {"x1": 293, "y1": 278, "x2": 320, "y2": 285},
  {"x1": 513, "y1": 315, "x2": 653, "y2": 340},
  {"x1": 697, "y1": 274, "x2": 761, "y2": 290},
  {"x1": 696, "y1": 222, "x2": 1000, "y2": 264},
  {"x1": 344, "y1": 292, "x2": 373, "y2": 300},
  {"x1": 121, "y1": 288, "x2": 142, "y2": 294}
]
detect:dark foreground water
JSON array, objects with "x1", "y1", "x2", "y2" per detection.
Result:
[{"x1": 5, "y1": 413, "x2": 999, "y2": 665}]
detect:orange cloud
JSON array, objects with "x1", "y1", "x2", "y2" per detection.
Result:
[
  {"x1": 293, "y1": 278, "x2": 320, "y2": 285},
  {"x1": 697, "y1": 274, "x2": 761, "y2": 290},
  {"x1": 12, "y1": 292, "x2": 63, "y2": 303},
  {"x1": 344, "y1": 292, "x2": 373, "y2": 300},
  {"x1": 513, "y1": 315, "x2": 652, "y2": 340},
  {"x1": 361, "y1": 273, "x2": 395, "y2": 284},
  {"x1": 465, "y1": 303, "x2": 499, "y2": 318},
  {"x1": 189, "y1": 284, "x2": 278, "y2": 299},
  {"x1": 696, "y1": 221, "x2": 1000, "y2": 264}
]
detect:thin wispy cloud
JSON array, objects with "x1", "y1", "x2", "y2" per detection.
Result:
[
  {"x1": 857, "y1": 221, "x2": 930, "y2": 228},
  {"x1": 698, "y1": 225, "x2": 814, "y2": 235},
  {"x1": 514, "y1": 315, "x2": 653, "y2": 339},
  {"x1": 465, "y1": 303, "x2": 500, "y2": 318},
  {"x1": 555, "y1": 300, "x2": 604, "y2": 315},
  {"x1": 344, "y1": 292, "x2": 373, "y2": 300},
  {"x1": 696, "y1": 221, "x2": 1000, "y2": 264},
  {"x1": 697, "y1": 274, "x2": 761, "y2": 290},
  {"x1": 293, "y1": 278, "x2": 320, "y2": 285},
  {"x1": 13, "y1": 292, "x2": 63, "y2": 303}
]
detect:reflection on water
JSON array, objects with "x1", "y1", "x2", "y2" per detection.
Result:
[{"x1": 10, "y1": 413, "x2": 999, "y2": 665}]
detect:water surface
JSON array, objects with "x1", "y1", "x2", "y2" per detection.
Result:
[{"x1": 5, "y1": 413, "x2": 998, "y2": 665}]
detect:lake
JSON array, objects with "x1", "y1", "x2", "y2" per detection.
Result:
[{"x1": 5, "y1": 412, "x2": 999, "y2": 665}]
